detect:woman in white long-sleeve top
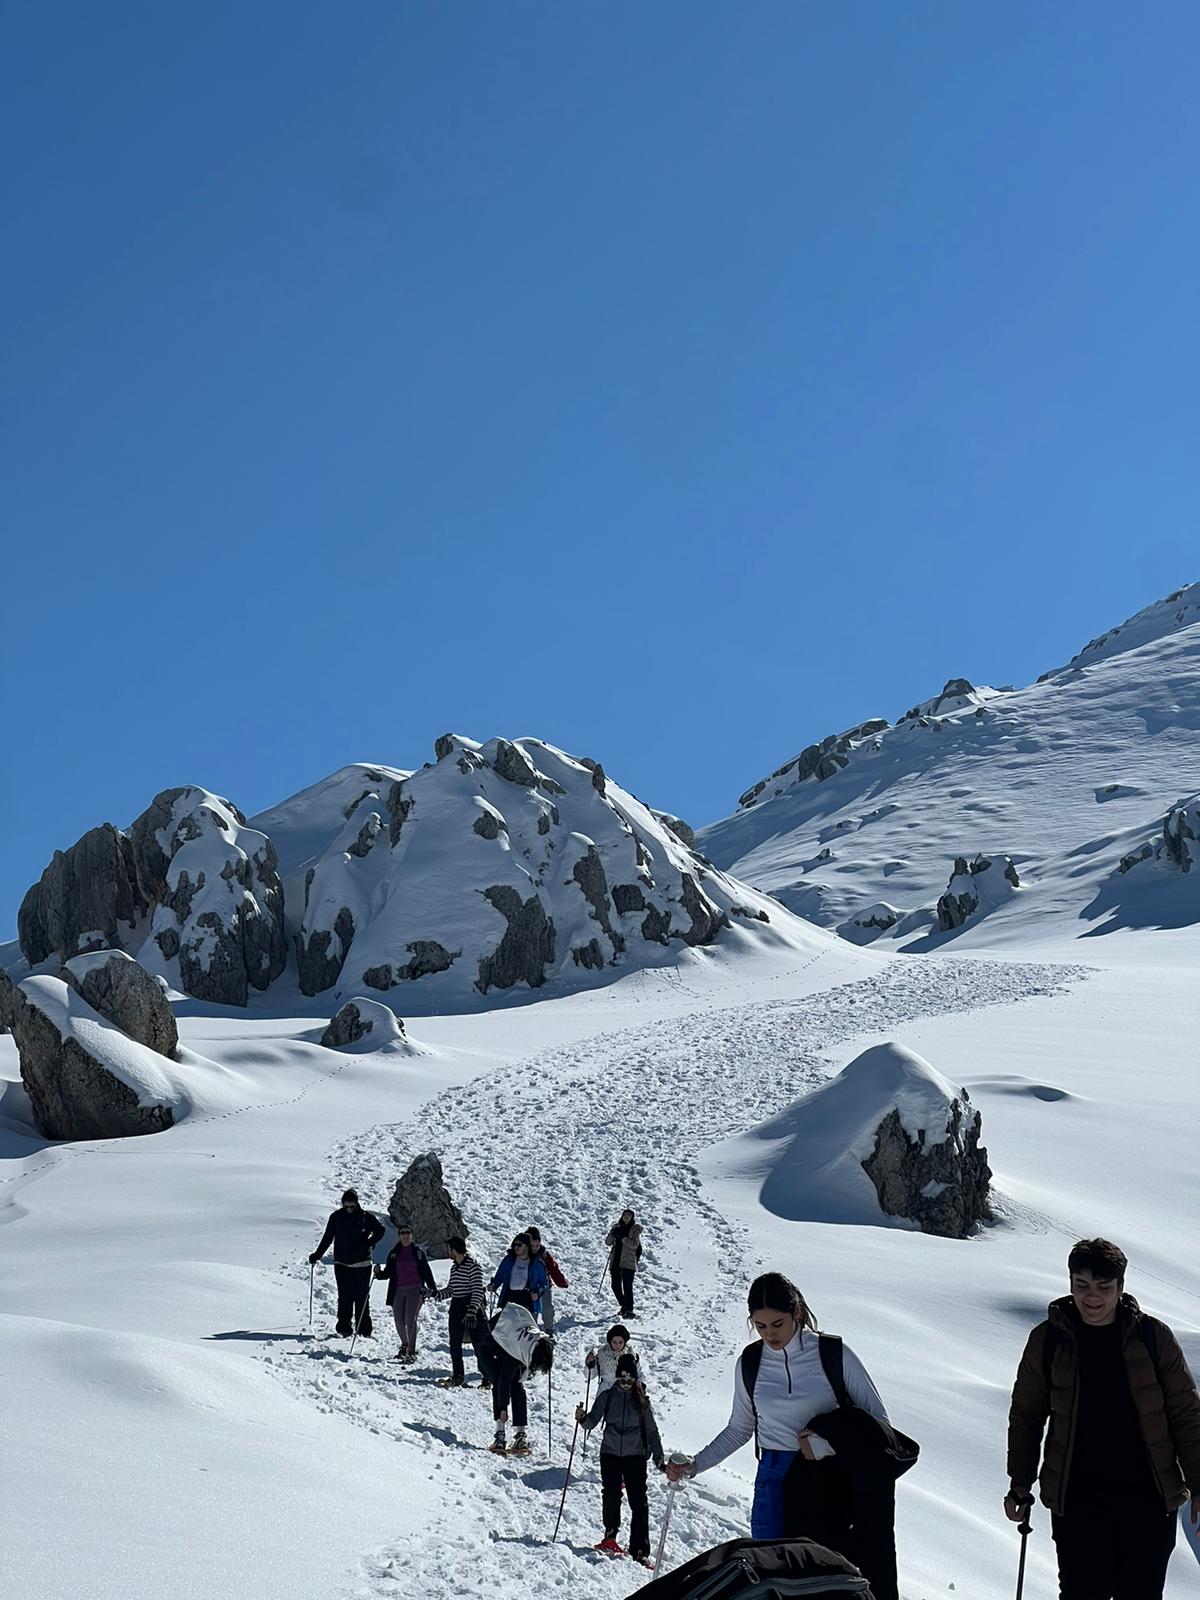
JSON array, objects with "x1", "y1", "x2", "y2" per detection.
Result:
[{"x1": 666, "y1": 1273, "x2": 890, "y2": 1547}]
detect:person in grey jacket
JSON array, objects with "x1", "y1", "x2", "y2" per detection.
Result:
[
  {"x1": 576, "y1": 1352, "x2": 665, "y2": 1562},
  {"x1": 604, "y1": 1209, "x2": 643, "y2": 1319}
]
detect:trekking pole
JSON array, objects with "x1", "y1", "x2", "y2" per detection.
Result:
[
  {"x1": 551, "y1": 1412, "x2": 583, "y2": 1543},
  {"x1": 308, "y1": 1262, "x2": 314, "y2": 1326},
  {"x1": 580, "y1": 1365, "x2": 594, "y2": 1461},
  {"x1": 347, "y1": 1272, "x2": 373, "y2": 1359},
  {"x1": 1013, "y1": 1496, "x2": 1034, "y2": 1600},
  {"x1": 547, "y1": 1358, "x2": 554, "y2": 1457},
  {"x1": 653, "y1": 1455, "x2": 689, "y2": 1576}
]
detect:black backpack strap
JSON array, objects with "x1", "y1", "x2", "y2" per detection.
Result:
[
  {"x1": 818, "y1": 1333, "x2": 850, "y2": 1409},
  {"x1": 740, "y1": 1342, "x2": 764, "y2": 1459}
]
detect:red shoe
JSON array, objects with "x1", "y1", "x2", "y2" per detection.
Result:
[{"x1": 594, "y1": 1537, "x2": 624, "y2": 1555}]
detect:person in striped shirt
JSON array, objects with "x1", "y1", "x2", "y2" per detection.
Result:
[{"x1": 435, "y1": 1236, "x2": 486, "y2": 1388}]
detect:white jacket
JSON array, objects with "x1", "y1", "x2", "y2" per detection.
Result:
[
  {"x1": 693, "y1": 1329, "x2": 887, "y2": 1472},
  {"x1": 587, "y1": 1342, "x2": 641, "y2": 1391},
  {"x1": 491, "y1": 1303, "x2": 542, "y2": 1372}
]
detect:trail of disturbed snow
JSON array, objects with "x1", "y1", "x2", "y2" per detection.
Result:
[{"x1": 267, "y1": 957, "x2": 1088, "y2": 1599}]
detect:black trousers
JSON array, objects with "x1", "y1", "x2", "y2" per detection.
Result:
[
  {"x1": 1052, "y1": 1503, "x2": 1177, "y2": 1599},
  {"x1": 784, "y1": 1456, "x2": 897, "y2": 1600},
  {"x1": 600, "y1": 1452, "x2": 650, "y2": 1557},
  {"x1": 448, "y1": 1298, "x2": 471, "y2": 1382},
  {"x1": 333, "y1": 1263, "x2": 373, "y2": 1336},
  {"x1": 477, "y1": 1340, "x2": 528, "y2": 1428},
  {"x1": 611, "y1": 1265, "x2": 635, "y2": 1316}
]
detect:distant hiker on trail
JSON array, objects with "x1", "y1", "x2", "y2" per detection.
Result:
[
  {"x1": 308, "y1": 1189, "x2": 386, "y2": 1338},
  {"x1": 666, "y1": 1272, "x2": 899, "y2": 1600},
  {"x1": 490, "y1": 1233, "x2": 549, "y2": 1318},
  {"x1": 605, "y1": 1209, "x2": 642, "y2": 1318},
  {"x1": 474, "y1": 1301, "x2": 555, "y2": 1456},
  {"x1": 526, "y1": 1226, "x2": 568, "y2": 1335},
  {"x1": 585, "y1": 1324, "x2": 639, "y2": 1393},
  {"x1": 1006, "y1": 1237, "x2": 1200, "y2": 1600},
  {"x1": 576, "y1": 1351, "x2": 665, "y2": 1564},
  {"x1": 375, "y1": 1223, "x2": 436, "y2": 1363},
  {"x1": 434, "y1": 1235, "x2": 486, "y2": 1388}
]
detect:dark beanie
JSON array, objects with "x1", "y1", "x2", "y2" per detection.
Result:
[
  {"x1": 616, "y1": 1352, "x2": 639, "y2": 1380},
  {"x1": 341, "y1": 1188, "x2": 359, "y2": 1204},
  {"x1": 607, "y1": 1324, "x2": 630, "y2": 1346}
]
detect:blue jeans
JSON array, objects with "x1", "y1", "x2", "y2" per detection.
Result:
[{"x1": 751, "y1": 1450, "x2": 798, "y2": 1539}]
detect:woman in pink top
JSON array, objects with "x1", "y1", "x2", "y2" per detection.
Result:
[{"x1": 376, "y1": 1224, "x2": 437, "y2": 1363}]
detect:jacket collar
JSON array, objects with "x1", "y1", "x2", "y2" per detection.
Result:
[{"x1": 1047, "y1": 1292, "x2": 1143, "y2": 1342}]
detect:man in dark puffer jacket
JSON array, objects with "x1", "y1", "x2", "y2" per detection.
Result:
[
  {"x1": 309, "y1": 1188, "x2": 386, "y2": 1337},
  {"x1": 1005, "y1": 1237, "x2": 1200, "y2": 1599}
]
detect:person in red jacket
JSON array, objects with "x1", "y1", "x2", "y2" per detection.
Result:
[{"x1": 526, "y1": 1226, "x2": 568, "y2": 1336}]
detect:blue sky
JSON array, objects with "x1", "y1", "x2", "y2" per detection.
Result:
[{"x1": 3, "y1": 2, "x2": 1197, "y2": 930}]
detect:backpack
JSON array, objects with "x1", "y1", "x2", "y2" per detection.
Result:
[
  {"x1": 627, "y1": 1537, "x2": 874, "y2": 1598},
  {"x1": 740, "y1": 1335, "x2": 919, "y2": 1479}
]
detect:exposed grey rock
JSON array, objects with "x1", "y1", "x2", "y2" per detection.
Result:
[
  {"x1": 1164, "y1": 801, "x2": 1198, "y2": 872},
  {"x1": 730, "y1": 904, "x2": 770, "y2": 923},
  {"x1": 63, "y1": 951, "x2": 178, "y2": 1058},
  {"x1": 342, "y1": 788, "x2": 376, "y2": 819},
  {"x1": 572, "y1": 939, "x2": 605, "y2": 970},
  {"x1": 297, "y1": 905, "x2": 357, "y2": 995},
  {"x1": 640, "y1": 904, "x2": 671, "y2": 945},
  {"x1": 388, "y1": 1152, "x2": 467, "y2": 1259},
  {"x1": 571, "y1": 845, "x2": 624, "y2": 953},
  {"x1": 321, "y1": 999, "x2": 405, "y2": 1049},
  {"x1": 738, "y1": 719, "x2": 889, "y2": 808},
  {"x1": 9, "y1": 980, "x2": 176, "y2": 1141},
  {"x1": 1118, "y1": 842, "x2": 1155, "y2": 874},
  {"x1": 676, "y1": 873, "x2": 731, "y2": 946},
  {"x1": 362, "y1": 942, "x2": 461, "y2": 990},
  {"x1": 18, "y1": 823, "x2": 152, "y2": 964},
  {"x1": 476, "y1": 887, "x2": 556, "y2": 992},
  {"x1": 348, "y1": 814, "x2": 382, "y2": 857},
  {"x1": 537, "y1": 811, "x2": 552, "y2": 836},
  {"x1": 653, "y1": 811, "x2": 696, "y2": 849},
  {"x1": 434, "y1": 734, "x2": 457, "y2": 761},
  {"x1": 612, "y1": 883, "x2": 646, "y2": 915},
  {"x1": 861, "y1": 1098, "x2": 992, "y2": 1238},
  {"x1": 387, "y1": 781, "x2": 413, "y2": 846},
  {"x1": 473, "y1": 807, "x2": 506, "y2": 841},
  {"x1": 0, "y1": 966, "x2": 16, "y2": 1034},
  {"x1": 936, "y1": 854, "x2": 1020, "y2": 931},
  {"x1": 492, "y1": 740, "x2": 539, "y2": 788}
]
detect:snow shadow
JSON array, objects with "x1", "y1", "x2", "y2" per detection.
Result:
[
  {"x1": 206, "y1": 1330, "x2": 317, "y2": 1343},
  {"x1": 1078, "y1": 869, "x2": 1200, "y2": 935}
]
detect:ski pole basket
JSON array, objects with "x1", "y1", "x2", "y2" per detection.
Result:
[{"x1": 625, "y1": 1538, "x2": 875, "y2": 1599}]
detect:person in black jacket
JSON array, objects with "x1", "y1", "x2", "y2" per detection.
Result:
[
  {"x1": 309, "y1": 1189, "x2": 385, "y2": 1337},
  {"x1": 577, "y1": 1353, "x2": 665, "y2": 1563},
  {"x1": 375, "y1": 1224, "x2": 437, "y2": 1363}
]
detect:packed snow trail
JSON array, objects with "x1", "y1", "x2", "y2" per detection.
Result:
[{"x1": 268, "y1": 958, "x2": 1087, "y2": 1599}]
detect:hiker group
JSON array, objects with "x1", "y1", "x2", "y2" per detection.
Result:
[{"x1": 311, "y1": 1197, "x2": 1200, "y2": 1598}]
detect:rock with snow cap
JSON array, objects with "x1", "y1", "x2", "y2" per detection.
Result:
[
  {"x1": 63, "y1": 950, "x2": 178, "y2": 1058},
  {"x1": 320, "y1": 998, "x2": 405, "y2": 1050},
  {"x1": 936, "y1": 854, "x2": 1021, "y2": 931}
]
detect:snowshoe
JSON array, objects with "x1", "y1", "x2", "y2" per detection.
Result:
[
  {"x1": 436, "y1": 1376, "x2": 466, "y2": 1389},
  {"x1": 488, "y1": 1431, "x2": 507, "y2": 1455},
  {"x1": 507, "y1": 1429, "x2": 531, "y2": 1456},
  {"x1": 594, "y1": 1537, "x2": 624, "y2": 1556}
]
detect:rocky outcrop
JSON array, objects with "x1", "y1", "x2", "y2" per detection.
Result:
[
  {"x1": 676, "y1": 873, "x2": 731, "y2": 946},
  {"x1": 320, "y1": 998, "x2": 405, "y2": 1050},
  {"x1": 388, "y1": 1152, "x2": 467, "y2": 1258},
  {"x1": 652, "y1": 811, "x2": 696, "y2": 849},
  {"x1": 18, "y1": 788, "x2": 287, "y2": 1009},
  {"x1": 9, "y1": 974, "x2": 180, "y2": 1141},
  {"x1": 571, "y1": 844, "x2": 623, "y2": 953},
  {"x1": 362, "y1": 942, "x2": 461, "y2": 990},
  {"x1": 862, "y1": 1096, "x2": 992, "y2": 1238},
  {"x1": 0, "y1": 966, "x2": 17, "y2": 1033},
  {"x1": 837, "y1": 902, "x2": 901, "y2": 946},
  {"x1": 1117, "y1": 797, "x2": 1200, "y2": 877},
  {"x1": 738, "y1": 719, "x2": 890, "y2": 808},
  {"x1": 63, "y1": 951, "x2": 177, "y2": 1057},
  {"x1": 936, "y1": 854, "x2": 1021, "y2": 931},
  {"x1": 493, "y1": 739, "x2": 539, "y2": 788},
  {"x1": 18, "y1": 823, "x2": 151, "y2": 964},
  {"x1": 476, "y1": 887, "x2": 556, "y2": 993}
]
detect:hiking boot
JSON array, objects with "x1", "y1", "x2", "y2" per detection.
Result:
[
  {"x1": 489, "y1": 1429, "x2": 507, "y2": 1454},
  {"x1": 594, "y1": 1536, "x2": 623, "y2": 1555},
  {"x1": 508, "y1": 1428, "x2": 531, "y2": 1456}
]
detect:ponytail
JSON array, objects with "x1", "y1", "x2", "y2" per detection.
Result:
[{"x1": 746, "y1": 1271, "x2": 818, "y2": 1332}]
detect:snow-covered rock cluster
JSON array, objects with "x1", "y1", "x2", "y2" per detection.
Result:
[
  {"x1": 320, "y1": 998, "x2": 406, "y2": 1051},
  {"x1": 1118, "y1": 797, "x2": 1199, "y2": 876},
  {"x1": 293, "y1": 734, "x2": 777, "y2": 1006},
  {"x1": 711, "y1": 1041, "x2": 992, "y2": 1238},
  {"x1": 738, "y1": 718, "x2": 890, "y2": 809},
  {"x1": 6, "y1": 951, "x2": 183, "y2": 1140},
  {"x1": 18, "y1": 788, "x2": 286, "y2": 1007},
  {"x1": 936, "y1": 854, "x2": 1021, "y2": 931}
]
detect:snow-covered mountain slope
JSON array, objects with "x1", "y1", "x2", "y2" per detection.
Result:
[
  {"x1": 699, "y1": 586, "x2": 1200, "y2": 949},
  {"x1": 286, "y1": 734, "x2": 830, "y2": 1010}
]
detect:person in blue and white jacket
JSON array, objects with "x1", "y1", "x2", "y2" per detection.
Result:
[
  {"x1": 490, "y1": 1233, "x2": 550, "y2": 1318},
  {"x1": 667, "y1": 1273, "x2": 889, "y2": 1542}
]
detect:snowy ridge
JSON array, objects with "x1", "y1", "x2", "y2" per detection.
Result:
[{"x1": 701, "y1": 588, "x2": 1200, "y2": 947}]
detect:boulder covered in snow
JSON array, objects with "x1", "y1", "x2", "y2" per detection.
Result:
[
  {"x1": 936, "y1": 854, "x2": 1021, "y2": 931},
  {"x1": 388, "y1": 1152, "x2": 467, "y2": 1258},
  {"x1": 8, "y1": 974, "x2": 183, "y2": 1141},
  {"x1": 320, "y1": 998, "x2": 405, "y2": 1051},
  {"x1": 705, "y1": 1041, "x2": 991, "y2": 1237},
  {"x1": 837, "y1": 902, "x2": 902, "y2": 946},
  {"x1": 62, "y1": 950, "x2": 178, "y2": 1058},
  {"x1": 17, "y1": 788, "x2": 287, "y2": 1008},
  {"x1": 292, "y1": 734, "x2": 785, "y2": 1007}
]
